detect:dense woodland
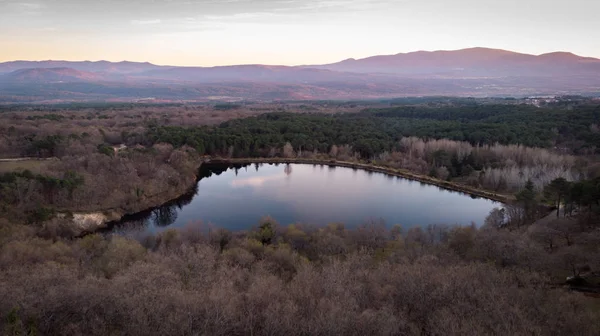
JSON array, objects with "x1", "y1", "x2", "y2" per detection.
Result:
[
  {"x1": 0, "y1": 100, "x2": 599, "y2": 335},
  {"x1": 147, "y1": 104, "x2": 600, "y2": 156}
]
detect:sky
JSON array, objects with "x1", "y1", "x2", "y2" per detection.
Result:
[{"x1": 1, "y1": 0, "x2": 599, "y2": 66}]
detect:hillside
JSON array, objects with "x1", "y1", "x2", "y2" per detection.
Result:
[
  {"x1": 0, "y1": 60, "x2": 163, "y2": 75},
  {"x1": 0, "y1": 68, "x2": 105, "y2": 83}
]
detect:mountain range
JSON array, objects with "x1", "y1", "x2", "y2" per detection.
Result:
[{"x1": 1, "y1": 47, "x2": 599, "y2": 102}]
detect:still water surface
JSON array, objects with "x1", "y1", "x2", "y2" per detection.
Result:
[{"x1": 111, "y1": 163, "x2": 499, "y2": 234}]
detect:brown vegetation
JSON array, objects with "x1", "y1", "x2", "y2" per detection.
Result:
[
  {"x1": 0, "y1": 144, "x2": 200, "y2": 230},
  {"x1": 0, "y1": 105, "x2": 264, "y2": 159},
  {"x1": 377, "y1": 137, "x2": 582, "y2": 192},
  {"x1": 1, "y1": 216, "x2": 599, "y2": 336}
]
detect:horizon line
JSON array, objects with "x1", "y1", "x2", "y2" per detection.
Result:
[{"x1": 0, "y1": 47, "x2": 597, "y2": 68}]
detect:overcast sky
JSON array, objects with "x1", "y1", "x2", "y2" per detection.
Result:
[{"x1": 1, "y1": 0, "x2": 599, "y2": 65}]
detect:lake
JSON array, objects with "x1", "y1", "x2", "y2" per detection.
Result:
[{"x1": 110, "y1": 163, "x2": 500, "y2": 234}]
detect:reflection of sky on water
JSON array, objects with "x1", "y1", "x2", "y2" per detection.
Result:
[{"x1": 113, "y1": 163, "x2": 499, "y2": 234}]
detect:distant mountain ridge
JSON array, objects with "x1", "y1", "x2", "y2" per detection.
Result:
[
  {"x1": 305, "y1": 47, "x2": 600, "y2": 76},
  {"x1": 1, "y1": 47, "x2": 599, "y2": 102},
  {"x1": 1, "y1": 67, "x2": 104, "y2": 83},
  {"x1": 0, "y1": 60, "x2": 164, "y2": 75},
  {"x1": 2, "y1": 47, "x2": 599, "y2": 77}
]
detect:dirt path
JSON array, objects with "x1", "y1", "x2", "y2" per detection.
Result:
[{"x1": 0, "y1": 157, "x2": 57, "y2": 162}]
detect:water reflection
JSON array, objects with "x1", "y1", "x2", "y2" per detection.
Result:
[
  {"x1": 108, "y1": 182, "x2": 198, "y2": 232},
  {"x1": 110, "y1": 163, "x2": 499, "y2": 234},
  {"x1": 284, "y1": 164, "x2": 292, "y2": 176},
  {"x1": 152, "y1": 206, "x2": 178, "y2": 227},
  {"x1": 230, "y1": 174, "x2": 284, "y2": 188}
]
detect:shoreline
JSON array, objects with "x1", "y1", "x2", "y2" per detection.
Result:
[
  {"x1": 74, "y1": 157, "x2": 511, "y2": 235},
  {"x1": 69, "y1": 173, "x2": 199, "y2": 236}
]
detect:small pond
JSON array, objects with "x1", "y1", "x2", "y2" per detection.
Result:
[{"x1": 110, "y1": 163, "x2": 500, "y2": 234}]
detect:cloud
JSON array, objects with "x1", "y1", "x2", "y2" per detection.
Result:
[
  {"x1": 18, "y1": 2, "x2": 43, "y2": 10},
  {"x1": 131, "y1": 19, "x2": 162, "y2": 25},
  {"x1": 272, "y1": 0, "x2": 393, "y2": 13},
  {"x1": 4, "y1": 1, "x2": 44, "y2": 15},
  {"x1": 203, "y1": 12, "x2": 276, "y2": 21}
]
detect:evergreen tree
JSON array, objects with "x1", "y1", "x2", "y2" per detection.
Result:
[
  {"x1": 516, "y1": 179, "x2": 537, "y2": 222},
  {"x1": 544, "y1": 177, "x2": 571, "y2": 218}
]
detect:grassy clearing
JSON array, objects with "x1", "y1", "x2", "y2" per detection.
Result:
[{"x1": 0, "y1": 159, "x2": 51, "y2": 173}]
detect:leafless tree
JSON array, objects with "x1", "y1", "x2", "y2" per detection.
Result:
[{"x1": 282, "y1": 142, "x2": 295, "y2": 158}]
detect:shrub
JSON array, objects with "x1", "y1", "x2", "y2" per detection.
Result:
[{"x1": 98, "y1": 236, "x2": 146, "y2": 278}]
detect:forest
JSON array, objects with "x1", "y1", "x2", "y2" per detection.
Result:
[
  {"x1": 147, "y1": 103, "x2": 600, "y2": 156},
  {"x1": 0, "y1": 100, "x2": 599, "y2": 335}
]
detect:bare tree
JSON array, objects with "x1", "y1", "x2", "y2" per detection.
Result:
[
  {"x1": 329, "y1": 145, "x2": 339, "y2": 159},
  {"x1": 282, "y1": 142, "x2": 295, "y2": 158}
]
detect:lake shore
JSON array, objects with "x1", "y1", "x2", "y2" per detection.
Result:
[
  {"x1": 73, "y1": 157, "x2": 511, "y2": 235},
  {"x1": 69, "y1": 173, "x2": 199, "y2": 236}
]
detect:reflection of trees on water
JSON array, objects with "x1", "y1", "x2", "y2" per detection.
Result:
[
  {"x1": 203, "y1": 162, "x2": 293, "y2": 177},
  {"x1": 198, "y1": 163, "x2": 231, "y2": 179},
  {"x1": 108, "y1": 217, "x2": 147, "y2": 234},
  {"x1": 174, "y1": 183, "x2": 197, "y2": 208},
  {"x1": 111, "y1": 179, "x2": 200, "y2": 231},
  {"x1": 150, "y1": 182, "x2": 198, "y2": 227},
  {"x1": 204, "y1": 161, "x2": 293, "y2": 179},
  {"x1": 199, "y1": 163, "x2": 255, "y2": 180},
  {"x1": 151, "y1": 206, "x2": 178, "y2": 227},
  {"x1": 284, "y1": 164, "x2": 292, "y2": 176}
]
